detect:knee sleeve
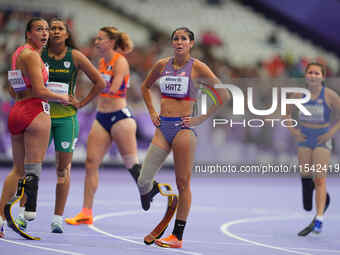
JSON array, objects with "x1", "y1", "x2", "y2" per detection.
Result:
[
  {"x1": 122, "y1": 154, "x2": 139, "y2": 169},
  {"x1": 25, "y1": 163, "x2": 42, "y2": 178},
  {"x1": 138, "y1": 144, "x2": 169, "y2": 195},
  {"x1": 57, "y1": 163, "x2": 71, "y2": 184}
]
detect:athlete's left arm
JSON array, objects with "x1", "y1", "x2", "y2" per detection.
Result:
[
  {"x1": 328, "y1": 88, "x2": 340, "y2": 132},
  {"x1": 318, "y1": 88, "x2": 340, "y2": 143},
  {"x1": 182, "y1": 60, "x2": 230, "y2": 127},
  {"x1": 72, "y1": 50, "x2": 105, "y2": 108}
]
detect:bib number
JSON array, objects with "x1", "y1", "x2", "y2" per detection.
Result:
[
  {"x1": 299, "y1": 104, "x2": 324, "y2": 123},
  {"x1": 8, "y1": 70, "x2": 26, "y2": 92},
  {"x1": 42, "y1": 101, "x2": 50, "y2": 115},
  {"x1": 160, "y1": 76, "x2": 189, "y2": 97},
  {"x1": 46, "y1": 82, "x2": 69, "y2": 102}
]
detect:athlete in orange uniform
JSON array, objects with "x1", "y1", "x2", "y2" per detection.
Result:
[{"x1": 65, "y1": 27, "x2": 145, "y2": 225}]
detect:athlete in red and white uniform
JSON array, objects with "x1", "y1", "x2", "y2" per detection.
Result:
[{"x1": 0, "y1": 17, "x2": 70, "y2": 238}]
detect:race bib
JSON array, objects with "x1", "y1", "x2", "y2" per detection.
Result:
[
  {"x1": 159, "y1": 76, "x2": 189, "y2": 97},
  {"x1": 8, "y1": 70, "x2": 26, "y2": 92},
  {"x1": 42, "y1": 101, "x2": 50, "y2": 115},
  {"x1": 46, "y1": 82, "x2": 69, "y2": 102},
  {"x1": 299, "y1": 104, "x2": 324, "y2": 123}
]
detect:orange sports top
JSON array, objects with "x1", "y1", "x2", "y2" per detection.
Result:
[{"x1": 99, "y1": 52, "x2": 129, "y2": 98}]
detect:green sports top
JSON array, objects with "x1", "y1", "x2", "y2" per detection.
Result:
[{"x1": 42, "y1": 47, "x2": 79, "y2": 118}]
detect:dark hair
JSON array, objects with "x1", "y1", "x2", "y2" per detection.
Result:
[
  {"x1": 305, "y1": 62, "x2": 326, "y2": 77},
  {"x1": 48, "y1": 17, "x2": 77, "y2": 49},
  {"x1": 25, "y1": 17, "x2": 46, "y2": 40},
  {"x1": 171, "y1": 27, "x2": 195, "y2": 41},
  {"x1": 100, "y1": 26, "x2": 133, "y2": 54}
]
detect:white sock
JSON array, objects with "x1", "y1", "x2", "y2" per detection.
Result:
[
  {"x1": 52, "y1": 215, "x2": 63, "y2": 224},
  {"x1": 0, "y1": 217, "x2": 5, "y2": 233},
  {"x1": 316, "y1": 215, "x2": 324, "y2": 222},
  {"x1": 18, "y1": 206, "x2": 25, "y2": 217},
  {"x1": 0, "y1": 216, "x2": 5, "y2": 226}
]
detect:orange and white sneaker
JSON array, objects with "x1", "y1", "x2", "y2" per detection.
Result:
[
  {"x1": 155, "y1": 234, "x2": 182, "y2": 248},
  {"x1": 65, "y1": 212, "x2": 93, "y2": 225}
]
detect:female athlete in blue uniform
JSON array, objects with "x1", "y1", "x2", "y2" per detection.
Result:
[{"x1": 288, "y1": 62, "x2": 340, "y2": 235}]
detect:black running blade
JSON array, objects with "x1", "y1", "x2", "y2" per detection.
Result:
[
  {"x1": 4, "y1": 203, "x2": 40, "y2": 240},
  {"x1": 4, "y1": 180, "x2": 40, "y2": 240},
  {"x1": 297, "y1": 219, "x2": 315, "y2": 237}
]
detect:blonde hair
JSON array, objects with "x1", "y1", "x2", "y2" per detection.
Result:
[{"x1": 100, "y1": 26, "x2": 133, "y2": 54}]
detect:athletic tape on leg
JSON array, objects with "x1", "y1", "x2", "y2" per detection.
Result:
[{"x1": 57, "y1": 164, "x2": 71, "y2": 184}]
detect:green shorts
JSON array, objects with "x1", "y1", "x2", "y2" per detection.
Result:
[{"x1": 49, "y1": 115, "x2": 79, "y2": 152}]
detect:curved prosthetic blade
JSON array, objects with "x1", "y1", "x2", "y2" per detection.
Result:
[
  {"x1": 144, "y1": 184, "x2": 178, "y2": 245},
  {"x1": 4, "y1": 179, "x2": 40, "y2": 240}
]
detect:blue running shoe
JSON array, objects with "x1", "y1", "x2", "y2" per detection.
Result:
[{"x1": 313, "y1": 219, "x2": 322, "y2": 234}]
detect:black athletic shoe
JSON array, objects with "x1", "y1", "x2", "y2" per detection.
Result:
[
  {"x1": 141, "y1": 181, "x2": 160, "y2": 211},
  {"x1": 301, "y1": 177, "x2": 314, "y2": 211},
  {"x1": 24, "y1": 174, "x2": 39, "y2": 216}
]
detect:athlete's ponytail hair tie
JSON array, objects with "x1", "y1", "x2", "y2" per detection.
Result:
[
  {"x1": 100, "y1": 26, "x2": 134, "y2": 54},
  {"x1": 117, "y1": 31, "x2": 134, "y2": 54}
]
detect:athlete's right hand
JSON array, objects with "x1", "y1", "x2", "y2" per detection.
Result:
[
  {"x1": 150, "y1": 111, "x2": 160, "y2": 127},
  {"x1": 291, "y1": 129, "x2": 306, "y2": 142},
  {"x1": 69, "y1": 95, "x2": 81, "y2": 109},
  {"x1": 59, "y1": 94, "x2": 71, "y2": 105}
]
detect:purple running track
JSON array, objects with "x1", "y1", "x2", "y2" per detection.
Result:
[{"x1": 1, "y1": 167, "x2": 340, "y2": 255}]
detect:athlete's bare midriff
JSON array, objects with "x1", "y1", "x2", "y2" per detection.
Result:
[
  {"x1": 97, "y1": 96, "x2": 127, "y2": 113},
  {"x1": 160, "y1": 98, "x2": 194, "y2": 117}
]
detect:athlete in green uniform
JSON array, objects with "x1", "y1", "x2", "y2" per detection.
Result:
[{"x1": 15, "y1": 17, "x2": 105, "y2": 233}]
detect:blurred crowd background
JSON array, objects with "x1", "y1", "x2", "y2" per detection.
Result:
[{"x1": 0, "y1": 0, "x2": 340, "y2": 166}]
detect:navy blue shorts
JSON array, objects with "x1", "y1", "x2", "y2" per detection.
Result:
[
  {"x1": 159, "y1": 116, "x2": 197, "y2": 145},
  {"x1": 298, "y1": 126, "x2": 332, "y2": 151},
  {"x1": 96, "y1": 108, "x2": 133, "y2": 134}
]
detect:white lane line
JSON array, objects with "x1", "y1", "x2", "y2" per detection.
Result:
[
  {"x1": 290, "y1": 248, "x2": 340, "y2": 254},
  {"x1": 221, "y1": 215, "x2": 312, "y2": 255},
  {"x1": 90, "y1": 210, "x2": 202, "y2": 255},
  {"x1": 0, "y1": 238, "x2": 86, "y2": 255}
]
